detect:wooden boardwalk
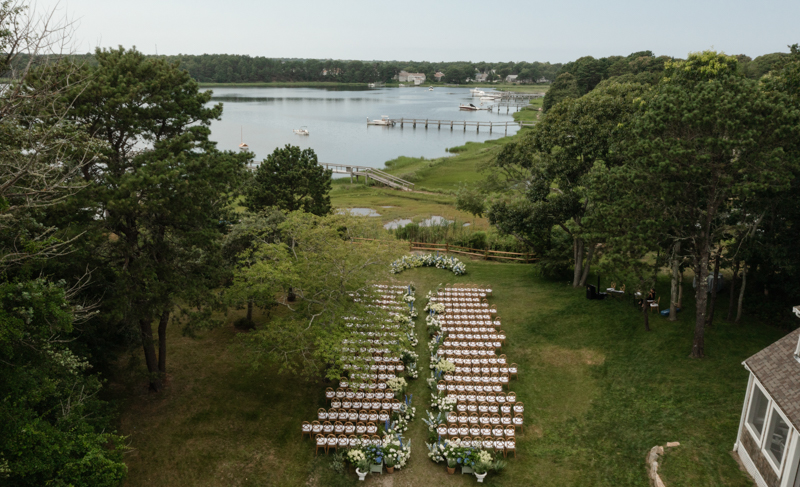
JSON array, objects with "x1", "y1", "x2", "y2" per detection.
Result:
[
  {"x1": 319, "y1": 163, "x2": 415, "y2": 191},
  {"x1": 383, "y1": 118, "x2": 535, "y2": 134}
]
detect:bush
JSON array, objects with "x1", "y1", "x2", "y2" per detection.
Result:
[{"x1": 233, "y1": 317, "x2": 256, "y2": 330}]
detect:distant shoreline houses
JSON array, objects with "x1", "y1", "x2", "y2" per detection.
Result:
[{"x1": 397, "y1": 71, "x2": 426, "y2": 85}]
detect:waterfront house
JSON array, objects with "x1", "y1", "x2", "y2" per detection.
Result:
[
  {"x1": 434, "y1": 71, "x2": 445, "y2": 81},
  {"x1": 398, "y1": 71, "x2": 426, "y2": 84},
  {"x1": 734, "y1": 318, "x2": 800, "y2": 487},
  {"x1": 505, "y1": 74, "x2": 518, "y2": 83},
  {"x1": 474, "y1": 73, "x2": 489, "y2": 82},
  {"x1": 537, "y1": 76, "x2": 551, "y2": 83}
]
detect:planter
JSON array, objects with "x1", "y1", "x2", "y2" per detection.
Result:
[
  {"x1": 461, "y1": 465, "x2": 474, "y2": 474},
  {"x1": 370, "y1": 462, "x2": 383, "y2": 474},
  {"x1": 386, "y1": 466, "x2": 395, "y2": 474},
  {"x1": 356, "y1": 468, "x2": 368, "y2": 481},
  {"x1": 475, "y1": 472, "x2": 488, "y2": 483},
  {"x1": 446, "y1": 465, "x2": 456, "y2": 474}
]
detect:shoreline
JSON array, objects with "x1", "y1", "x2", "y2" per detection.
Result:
[{"x1": 198, "y1": 81, "x2": 549, "y2": 93}]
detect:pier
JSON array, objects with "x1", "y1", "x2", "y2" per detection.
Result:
[
  {"x1": 319, "y1": 163, "x2": 415, "y2": 191},
  {"x1": 379, "y1": 118, "x2": 535, "y2": 134}
]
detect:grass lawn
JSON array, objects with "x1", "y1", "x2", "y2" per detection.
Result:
[{"x1": 114, "y1": 259, "x2": 773, "y2": 486}]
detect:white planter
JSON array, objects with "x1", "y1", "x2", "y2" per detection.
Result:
[
  {"x1": 356, "y1": 468, "x2": 368, "y2": 481},
  {"x1": 475, "y1": 472, "x2": 488, "y2": 483}
]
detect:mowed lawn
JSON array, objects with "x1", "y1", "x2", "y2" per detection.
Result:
[{"x1": 114, "y1": 260, "x2": 775, "y2": 486}]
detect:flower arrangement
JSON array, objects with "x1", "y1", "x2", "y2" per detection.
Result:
[
  {"x1": 424, "y1": 302, "x2": 446, "y2": 314},
  {"x1": 430, "y1": 392, "x2": 457, "y2": 412},
  {"x1": 426, "y1": 439, "x2": 446, "y2": 463},
  {"x1": 422, "y1": 410, "x2": 445, "y2": 432},
  {"x1": 392, "y1": 313, "x2": 412, "y2": 326},
  {"x1": 347, "y1": 448, "x2": 370, "y2": 472},
  {"x1": 403, "y1": 294, "x2": 416, "y2": 304},
  {"x1": 390, "y1": 253, "x2": 467, "y2": 276},
  {"x1": 386, "y1": 377, "x2": 408, "y2": 395},
  {"x1": 434, "y1": 359, "x2": 455, "y2": 374}
]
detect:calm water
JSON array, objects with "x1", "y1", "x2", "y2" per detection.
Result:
[{"x1": 206, "y1": 86, "x2": 520, "y2": 170}]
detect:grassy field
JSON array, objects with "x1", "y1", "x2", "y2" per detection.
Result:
[
  {"x1": 113, "y1": 93, "x2": 769, "y2": 486},
  {"x1": 113, "y1": 261, "x2": 770, "y2": 486}
]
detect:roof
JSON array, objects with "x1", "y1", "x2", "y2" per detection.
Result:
[{"x1": 745, "y1": 328, "x2": 800, "y2": 431}]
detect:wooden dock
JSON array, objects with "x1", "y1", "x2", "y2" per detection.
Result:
[
  {"x1": 319, "y1": 163, "x2": 415, "y2": 191},
  {"x1": 382, "y1": 118, "x2": 535, "y2": 134}
]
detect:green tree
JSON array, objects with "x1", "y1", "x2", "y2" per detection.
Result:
[
  {"x1": 58, "y1": 47, "x2": 250, "y2": 390},
  {"x1": 593, "y1": 51, "x2": 799, "y2": 358},
  {"x1": 542, "y1": 72, "x2": 580, "y2": 112},
  {"x1": 244, "y1": 145, "x2": 332, "y2": 216},
  {"x1": 236, "y1": 211, "x2": 404, "y2": 378}
]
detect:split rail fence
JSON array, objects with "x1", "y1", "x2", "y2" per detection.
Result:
[{"x1": 352, "y1": 238, "x2": 537, "y2": 263}]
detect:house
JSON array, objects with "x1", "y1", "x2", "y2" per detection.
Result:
[
  {"x1": 474, "y1": 73, "x2": 489, "y2": 82},
  {"x1": 434, "y1": 71, "x2": 445, "y2": 81},
  {"x1": 537, "y1": 77, "x2": 551, "y2": 84},
  {"x1": 733, "y1": 315, "x2": 800, "y2": 487},
  {"x1": 398, "y1": 71, "x2": 426, "y2": 84},
  {"x1": 505, "y1": 74, "x2": 518, "y2": 83}
]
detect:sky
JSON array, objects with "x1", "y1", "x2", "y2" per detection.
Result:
[{"x1": 42, "y1": 0, "x2": 799, "y2": 63}]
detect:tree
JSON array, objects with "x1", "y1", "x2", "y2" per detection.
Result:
[
  {"x1": 236, "y1": 211, "x2": 404, "y2": 378},
  {"x1": 542, "y1": 72, "x2": 580, "y2": 112},
  {"x1": 482, "y1": 81, "x2": 646, "y2": 286},
  {"x1": 58, "y1": 47, "x2": 250, "y2": 390},
  {"x1": 596, "y1": 51, "x2": 799, "y2": 358},
  {"x1": 245, "y1": 145, "x2": 332, "y2": 216}
]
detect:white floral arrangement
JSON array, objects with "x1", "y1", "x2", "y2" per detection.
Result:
[
  {"x1": 434, "y1": 359, "x2": 455, "y2": 374},
  {"x1": 422, "y1": 410, "x2": 445, "y2": 431},
  {"x1": 424, "y1": 302, "x2": 446, "y2": 314},
  {"x1": 381, "y1": 433, "x2": 412, "y2": 469},
  {"x1": 406, "y1": 362, "x2": 419, "y2": 379},
  {"x1": 430, "y1": 392, "x2": 457, "y2": 412},
  {"x1": 390, "y1": 253, "x2": 467, "y2": 276},
  {"x1": 386, "y1": 377, "x2": 407, "y2": 393},
  {"x1": 403, "y1": 294, "x2": 416, "y2": 304},
  {"x1": 347, "y1": 448, "x2": 366, "y2": 464},
  {"x1": 426, "y1": 440, "x2": 446, "y2": 463},
  {"x1": 392, "y1": 314, "x2": 412, "y2": 326}
]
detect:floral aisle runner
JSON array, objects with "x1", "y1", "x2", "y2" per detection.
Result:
[
  {"x1": 423, "y1": 284, "x2": 522, "y2": 479},
  {"x1": 301, "y1": 284, "x2": 417, "y2": 473}
]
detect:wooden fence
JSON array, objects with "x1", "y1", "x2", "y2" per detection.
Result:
[{"x1": 352, "y1": 238, "x2": 537, "y2": 263}]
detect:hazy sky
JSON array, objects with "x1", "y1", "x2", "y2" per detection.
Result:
[{"x1": 44, "y1": 0, "x2": 799, "y2": 63}]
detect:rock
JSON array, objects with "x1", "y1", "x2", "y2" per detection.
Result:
[
  {"x1": 656, "y1": 446, "x2": 664, "y2": 455},
  {"x1": 655, "y1": 474, "x2": 666, "y2": 487},
  {"x1": 666, "y1": 441, "x2": 680, "y2": 448}
]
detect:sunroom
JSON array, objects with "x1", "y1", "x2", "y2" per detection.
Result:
[{"x1": 734, "y1": 325, "x2": 800, "y2": 487}]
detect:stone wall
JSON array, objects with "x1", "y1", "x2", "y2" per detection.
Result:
[{"x1": 741, "y1": 429, "x2": 780, "y2": 487}]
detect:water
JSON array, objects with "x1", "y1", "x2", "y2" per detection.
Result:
[
  {"x1": 207, "y1": 86, "x2": 520, "y2": 170},
  {"x1": 338, "y1": 208, "x2": 381, "y2": 217}
]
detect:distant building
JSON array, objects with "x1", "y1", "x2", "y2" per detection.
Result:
[
  {"x1": 474, "y1": 73, "x2": 489, "y2": 82},
  {"x1": 434, "y1": 71, "x2": 445, "y2": 81},
  {"x1": 733, "y1": 315, "x2": 800, "y2": 487},
  {"x1": 322, "y1": 68, "x2": 342, "y2": 76},
  {"x1": 537, "y1": 77, "x2": 551, "y2": 84},
  {"x1": 398, "y1": 71, "x2": 426, "y2": 84},
  {"x1": 505, "y1": 74, "x2": 519, "y2": 83}
]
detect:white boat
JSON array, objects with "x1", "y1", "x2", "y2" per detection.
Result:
[
  {"x1": 471, "y1": 90, "x2": 486, "y2": 97},
  {"x1": 293, "y1": 126, "x2": 309, "y2": 135},
  {"x1": 459, "y1": 104, "x2": 479, "y2": 111},
  {"x1": 429, "y1": 87, "x2": 434, "y2": 91},
  {"x1": 238, "y1": 126, "x2": 249, "y2": 151},
  {"x1": 367, "y1": 115, "x2": 393, "y2": 126}
]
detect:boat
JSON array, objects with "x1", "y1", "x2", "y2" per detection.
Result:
[
  {"x1": 367, "y1": 115, "x2": 393, "y2": 126},
  {"x1": 459, "y1": 104, "x2": 479, "y2": 111},
  {"x1": 293, "y1": 126, "x2": 309, "y2": 135},
  {"x1": 238, "y1": 126, "x2": 249, "y2": 151},
  {"x1": 471, "y1": 90, "x2": 486, "y2": 97},
  {"x1": 429, "y1": 87, "x2": 434, "y2": 91}
]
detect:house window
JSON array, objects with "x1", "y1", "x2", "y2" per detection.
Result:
[
  {"x1": 747, "y1": 385, "x2": 769, "y2": 439},
  {"x1": 766, "y1": 409, "x2": 790, "y2": 466}
]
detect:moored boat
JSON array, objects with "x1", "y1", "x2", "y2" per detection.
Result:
[
  {"x1": 293, "y1": 126, "x2": 309, "y2": 135},
  {"x1": 459, "y1": 103, "x2": 479, "y2": 111},
  {"x1": 367, "y1": 115, "x2": 393, "y2": 126}
]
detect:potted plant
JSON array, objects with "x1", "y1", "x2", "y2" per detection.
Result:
[
  {"x1": 356, "y1": 459, "x2": 370, "y2": 481},
  {"x1": 446, "y1": 457, "x2": 457, "y2": 474},
  {"x1": 473, "y1": 461, "x2": 489, "y2": 483},
  {"x1": 385, "y1": 456, "x2": 396, "y2": 474}
]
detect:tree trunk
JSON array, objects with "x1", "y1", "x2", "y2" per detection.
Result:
[
  {"x1": 578, "y1": 243, "x2": 596, "y2": 287},
  {"x1": 287, "y1": 287, "x2": 296, "y2": 302},
  {"x1": 139, "y1": 318, "x2": 162, "y2": 392},
  {"x1": 158, "y1": 309, "x2": 170, "y2": 376},
  {"x1": 572, "y1": 238, "x2": 584, "y2": 288},
  {"x1": 706, "y1": 250, "x2": 721, "y2": 327},
  {"x1": 246, "y1": 299, "x2": 254, "y2": 321},
  {"x1": 691, "y1": 249, "x2": 710, "y2": 359},
  {"x1": 736, "y1": 262, "x2": 747, "y2": 324},
  {"x1": 678, "y1": 270, "x2": 683, "y2": 308},
  {"x1": 726, "y1": 260, "x2": 740, "y2": 322},
  {"x1": 669, "y1": 242, "x2": 681, "y2": 321}
]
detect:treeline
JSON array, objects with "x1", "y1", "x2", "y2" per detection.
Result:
[
  {"x1": 543, "y1": 49, "x2": 792, "y2": 110},
  {"x1": 458, "y1": 46, "x2": 800, "y2": 357}
]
